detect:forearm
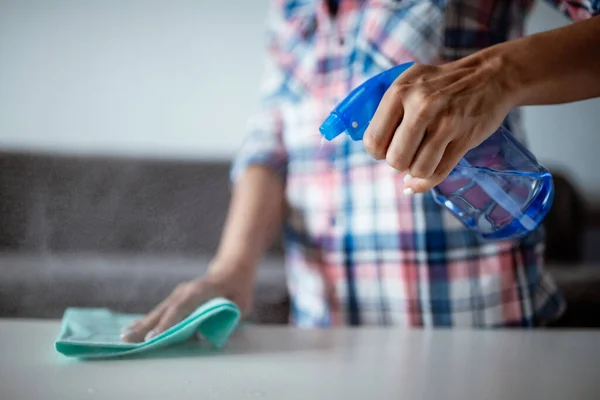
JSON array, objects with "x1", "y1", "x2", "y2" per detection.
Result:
[
  {"x1": 212, "y1": 165, "x2": 285, "y2": 274},
  {"x1": 480, "y1": 15, "x2": 600, "y2": 106}
]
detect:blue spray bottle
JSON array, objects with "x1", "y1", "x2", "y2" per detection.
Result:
[{"x1": 319, "y1": 62, "x2": 554, "y2": 240}]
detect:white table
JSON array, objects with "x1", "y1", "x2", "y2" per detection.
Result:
[{"x1": 1, "y1": 319, "x2": 599, "y2": 400}]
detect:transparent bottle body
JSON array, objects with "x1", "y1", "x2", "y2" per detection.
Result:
[{"x1": 432, "y1": 125, "x2": 554, "y2": 240}]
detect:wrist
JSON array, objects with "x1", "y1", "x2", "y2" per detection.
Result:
[
  {"x1": 204, "y1": 256, "x2": 256, "y2": 300},
  {"x1": 474, "y1": 42, "x2": 527, "y2": 109},
  {"x1": 210, "y1": 251, "x2": 256, "y2": 276}
]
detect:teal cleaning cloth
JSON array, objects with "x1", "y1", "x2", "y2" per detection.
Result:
[{"x1": 55, "y1": 297, "x2": 240, "y2": 359}]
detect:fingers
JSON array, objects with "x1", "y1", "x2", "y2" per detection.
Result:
[
  {"x1": 361, "y1": 61, "x2": 506, "y2": 194},
  {"x1": 365, "y1": 67, "x2": 446, "y2": 172},
  {"x1": 405, "y1": 141, "x2": 466, "y2": 193},
  {"x1": 120, "y1": 301, "x2": 168, "y2": 343},
  {"x1": 384, "y1": 101, "x2": 429, "y2": 172},
  {"x1": 363, "y1": 84, "x2": 405, "y2": 160},
  {"x1": 122, "y1": 305, "x2": 186, "y2": 343},
  {"x1": 121, "y1": 280, "x2": 213, "y2": 343},
  {"x1": 362, "y1": 63, "x2": 466, "y2": 191},
  {"x1": 408, "y1": 121, "x2": 451, "y2": 179},
  {"x1": 150, "y1": 306, "x2": 187, "y2": 339}
]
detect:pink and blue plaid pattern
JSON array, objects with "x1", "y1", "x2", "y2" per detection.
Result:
[{"x1": 231, "y1": 0, "x2": 598, "y2": 327}]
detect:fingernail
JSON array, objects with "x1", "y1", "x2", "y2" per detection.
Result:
[
  {"x1": 403, "y1": 173, "x2": 413, "y2": 183},
  {"x1": 120, "y1": 327, "x2": 133, "y2": 337},
  {"x1": 144, "y1": 330, "x2": 157, "y2": 341},
  {"x1": 403, "y1": 187, "x2": 414, "y2": 195},
  {"x1": 120, "y1": 330, "x2": 133, "y2": 341}
]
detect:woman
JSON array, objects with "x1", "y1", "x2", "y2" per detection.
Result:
[{"x1": 122, "y1": 0, "x2": 600, "y2": 341}]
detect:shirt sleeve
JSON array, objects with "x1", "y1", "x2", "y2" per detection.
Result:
[
  {"x1": 543, "y1": 0, "x2": 600, "y2": 21},
  {"x1": 229, "y1": 3, "x2": 289, "y2": 184},
  {"x1": 229, "y1": 104, "x2": 286, "y2": 184}
]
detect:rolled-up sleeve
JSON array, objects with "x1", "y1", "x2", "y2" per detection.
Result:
[
  {"x1": 230, "y1": 104, "x2": 286, "y2": 183},
  {"x1": 230, "y1": 4, "x2": 289, "y2": 184},
  {"x1": 544, "y1": 0, "x2": 600, "y2": 20}
]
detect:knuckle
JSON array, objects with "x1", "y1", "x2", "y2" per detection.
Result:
[
  {"x1": 410, "y1": 163, "x2": 433, "y2": 179},
  {"x1": 372, "y1": 148, "x2": 387, "y2": 161},
  {"x1": 174, "y1": 282, "x2": 188, "y2": 293},
  {"x1": 385, "y1": 149, "x2": 406, "y2": 171},
  {"x1": 427, "y1": 91, "x2": 446, "y2": 109},
  {"x1": 363, "y1": 134, "x2": 386, "y2": 160},
  {"x1": 174, "y1": 282, "x2": 195, "y2": 298},
  {"x1": 414, "y1": 95, "x2": 437, "y2": 119},
  {"x1": 409, "y1": 89, "x2": 445, "y2": 117},
  {"x1": 183, "y1": 283, "x2": 198, "y2": 297},
  {"x1": 389, "y1": 81, "x2": 409, "y2": 98},
  {"x1": 405, "y1": 63, "x2": 429, "y2": 79},
  {"x1": 413, "y1": 64, "x2": 428, "y2": 72},
  {"x1": 362, "y1": 132, "x2": 375, "y2": 149}
]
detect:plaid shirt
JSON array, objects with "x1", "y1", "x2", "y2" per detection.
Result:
[{"x1": 231, "y1": 0, "x2": 598, "y2": 327}]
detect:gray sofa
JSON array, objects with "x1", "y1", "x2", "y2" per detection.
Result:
[
  {"x1": 1, "y1": 150, "x2": 599, "y2": 326},
  {"x1": 0, "y1": 150, "x2": 288, "y2": 324}
]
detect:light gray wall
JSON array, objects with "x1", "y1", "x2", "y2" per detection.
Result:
[
  {"x1": 0, "y1": 0, "x2": 598, "y2": 200},
  {"x1": 0, "y1": 0, "x2": 267, "y2": 160}
]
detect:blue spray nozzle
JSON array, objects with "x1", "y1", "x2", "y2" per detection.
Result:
[
  {"x1": 319, "y1": 113, "x2": 346, "y2": 141},
  {"x1": 319, "y1": 62, "x2": 415, "y2": 141}
]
